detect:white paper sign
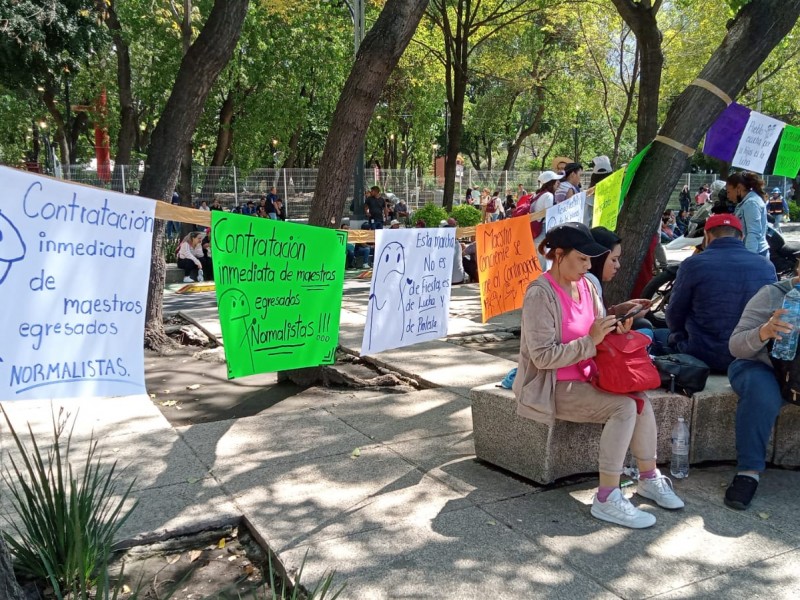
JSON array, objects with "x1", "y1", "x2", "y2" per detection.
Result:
[
  {"x1": 731, "y1": 112, "x2": 786, "y2": 174},
  {"x1": 545, "y1": 194, "x2": 584, "y2": 233},
  {"x1": 361, "y1": 228, "x2": 454, "y2": 356},
  {"x1": 0, "y1": 167, "x2": 155, "y2": 400}
]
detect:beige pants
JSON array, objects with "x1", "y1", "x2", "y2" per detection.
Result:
[{"x1": 554, "y1": 381, "x2": 657, "y2": 476}]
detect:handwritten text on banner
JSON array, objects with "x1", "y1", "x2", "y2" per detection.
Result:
[
  {"x1": 212, "y1": 213, "x2": 346, "y2": 377},
  {"x1": 0, "y1": 167, "x2": 155, "y2": 401},
  {"x1": 361, "y1": 228, "x2": 455, "y2": 356},
  {"x1": 476, "y1": 217, "x2": 540, "y2": 322},
  {"x1": 731, "y1": 112, "x2": 785, "y2": 174}
]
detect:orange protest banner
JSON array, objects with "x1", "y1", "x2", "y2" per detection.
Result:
[{"x1": 476, "y1": 216, "x2": 541, "y2": 322}]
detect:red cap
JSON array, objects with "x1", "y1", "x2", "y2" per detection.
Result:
[{"x1": 705, "y1": 213, "x2": 743, "y2": 233}]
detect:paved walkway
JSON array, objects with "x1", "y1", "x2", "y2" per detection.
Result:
[{"x1": 3, "y1": 241, "x2": 800, "y2": 598}]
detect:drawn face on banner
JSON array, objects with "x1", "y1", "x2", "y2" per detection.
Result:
[
  {"x1": 0, "y1": 210, "x2": 26, "y2": 285},
  {"x1": 375, "y1": 241, "x2": 406, "y2": 289}
]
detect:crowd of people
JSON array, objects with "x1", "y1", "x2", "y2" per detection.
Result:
[
  {"x1": 512, "y1": 169, "x2": 800, "y2": 529},
  {"x1": 167, "y1": 164, "x2": 800, "y2": 525}
]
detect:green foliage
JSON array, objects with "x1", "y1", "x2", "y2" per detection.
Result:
[
  {"x1": 0, "y1": 0, "x2": 108, "y2": 89},
  {"x1": 1, "y1": 407, "x2": 137, "y2": 599},
  {"x1": 449, "y1": 204, "x2": 482, "y2": 227},
  {"x1": 413, "y1": 202, "x2": 448, "y2": 227},
  {"x1": 789, "y1": 202, "x2": 800, "y2": 223},
  {"x1": 163, "y1": 236, "x2": 179, "y2": 263},
  {"x1": 265, "y1": 550, "x2": 345, "y2": 600}
]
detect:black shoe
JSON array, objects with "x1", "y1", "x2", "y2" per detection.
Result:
[{"x1": 724, "y1": 475, "x2": 759, "y2": 510}]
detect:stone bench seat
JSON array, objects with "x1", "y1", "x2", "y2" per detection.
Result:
[{"x1": 471, "y1": 375, "x2": 800, "y2": 484}]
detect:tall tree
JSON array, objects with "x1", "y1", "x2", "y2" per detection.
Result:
[
  {"x1": 0, "y1": 0, "x2": 109, "y2": 173},
  {"x1": 308, "y1": 0, "x2": 430, "y2": 228},
  {"x1": 609, "y1": 0, "x2": 663, "y2": 152},
  {"x1": 424, "y1": 0, "x2": 549, "y2": 209},
  {"x1": 141, "y1": 0, "x2": 249, "y2": 349},
  {"x1": 606, "y1": 0, "x2": 800, "y2": 306},
  {"x1": 106, "y1": 0, "x2": 137, "y2": 190}
]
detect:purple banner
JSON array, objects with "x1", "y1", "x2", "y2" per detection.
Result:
[{"x1": 703, "y1": 103, "x2": 751, "y2": 162}]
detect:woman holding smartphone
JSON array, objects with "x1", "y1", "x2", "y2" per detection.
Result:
[{"x1": 513, "y1": 223, "x2": 683, "y2": 529}]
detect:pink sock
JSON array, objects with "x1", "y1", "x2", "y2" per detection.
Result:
[
  {"x1": 639, "y1": 469, "x2": 657, "y2": 480},
  {"x1": 597, "y1": 486, "x2": 616, "y2": 502}
]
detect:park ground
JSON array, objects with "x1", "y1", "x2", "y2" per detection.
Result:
[{"x1": 4, "y1": 232, "x2": 800, "y2": 598}]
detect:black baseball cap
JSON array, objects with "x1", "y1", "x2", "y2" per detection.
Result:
[{"x1": 545, "y1": 222, "x2": 610, "y2": 257}]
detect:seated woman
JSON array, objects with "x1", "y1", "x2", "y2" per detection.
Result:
[
  {"x1": 177, "y1": 231, "x2": 206, "y2": 283},
  {"x1": 513, "y1": 222, "x2": 683, "y2": 528},
  {"x1": 726, "y1": 272, "x2": 797, "y2": 510}
]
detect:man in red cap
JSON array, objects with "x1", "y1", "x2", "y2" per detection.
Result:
[{"x1": 654, "y1": 213, "x2": 777, "y2": 372}]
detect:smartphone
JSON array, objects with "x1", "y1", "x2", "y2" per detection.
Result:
[{"x1": 615, "y1": 308, "x2": 640, "y2": 322}]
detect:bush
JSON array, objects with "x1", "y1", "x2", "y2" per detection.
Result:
[
  {"x1": 412, "y1": 203, "x2": 448, "y2": 227},
  {"x1": 789, "y1": 201, "x2": 800, "y2": 223},
  {"x1": 449, "y1": 204, "x2": 482, "y2": 227},
  {"x1": 1, "y1": 408, "x2": 136, "y2": 598}
]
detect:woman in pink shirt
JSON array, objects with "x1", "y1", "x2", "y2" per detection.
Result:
[{"x1": 513, "y1": 222, "x2": 683, "y2": 528}]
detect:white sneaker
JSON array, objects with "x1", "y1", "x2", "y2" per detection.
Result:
[
  {"x1": 636, "y1": 471, "x2": 685, "y2": 510},
  {"x1": 363, "y1": 263, "x2": 371, "y2": 269},
  {"x1": 591, "y1": 488, "x2": 656, "y2": 529},
  {"x1": 182, "y1": 276, "x2": 193, "y2": 283}
]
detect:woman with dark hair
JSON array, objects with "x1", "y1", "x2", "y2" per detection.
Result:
[
  {"x1": 514, "y1": 222, "x2": 683, "y2": 529},
  {"x1": 554, "y1": 163, "x2": 583, "y2": 204},
  {"x1": 727, "y1": 171, "x2": 769, "y2": 256},
  {"x1": 586, "y1": 226, "x2": 653, "y2": 335}
]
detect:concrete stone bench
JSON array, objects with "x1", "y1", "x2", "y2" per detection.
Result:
[
  {"x1": 471, "y1": 384, "x2": 691, "y2": 484},
  {"x1": 471, "y1": 374, "x2": 800, "y2": 484}
]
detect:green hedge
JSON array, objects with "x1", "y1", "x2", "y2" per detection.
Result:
[{"x1": 449, "y1": 204, "x2": 482, "y2": 227}]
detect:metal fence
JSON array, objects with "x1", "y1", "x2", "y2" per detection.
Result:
[{"x1": 47, "y1": 164, "x2": 797, "y2": 221}]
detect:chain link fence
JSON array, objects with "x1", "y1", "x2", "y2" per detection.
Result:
[{"x1": 49, "y1": 164, "x2": 798, "y2": 221}]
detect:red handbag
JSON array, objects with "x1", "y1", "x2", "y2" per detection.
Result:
[{"x1": 593, "y1": 331, "x2": 660, "y2": 394}]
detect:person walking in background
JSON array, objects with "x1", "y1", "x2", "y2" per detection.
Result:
[
  {"x1": 767, "y1": 187, "x2": 787, "y2": 230},
  {"x1": 365, "y1": 186, "x2": 385, "y2": 229},
  {"x1": 694, "y1": 185, "x2": 709, "y2": 207},
  {"x1": 679, "y1": 184, "x2": 691, "y2": 213}
]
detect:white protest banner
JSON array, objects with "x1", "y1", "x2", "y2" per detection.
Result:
[
  {"x1": 731, "y1": 112, "x2": 786, "y2": 174},
  {"x1": 0, "y1": 167, "x2": 155, "y2": 400},
  {"x1": 361, "y1": 228, "x2": 454, "y2": 356},
  {"x1": 545, "y1": 194, "x2": 584, "y2": 233}
]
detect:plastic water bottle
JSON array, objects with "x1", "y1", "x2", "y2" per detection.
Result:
[
  {"x1": 670, "y1": 417, "x2": 690, "y2": 479},
  {"x1": 197, "y1": 268, "x2": 204, "y2": 282},
  {"x1": 623, "y1": 453, "x2": 639, "y2": 481},
  {"x1": 771, "y1": 284, "x2": 800, "y2": 360}
]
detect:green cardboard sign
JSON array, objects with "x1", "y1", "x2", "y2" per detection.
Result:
[
  {"x1": 620, "y1": 143, "x2": 652, "y2": 206},
  {"x1": 211, "y1": 213, "x2": 346, "y2": 378},
  {"x1": 773, "y1": 125, "x2": 800, "y2": 178}
]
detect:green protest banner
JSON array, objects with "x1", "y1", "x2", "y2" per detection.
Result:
[
  {"x1": 592, "y1": 167, "x2": 625, "y2": 230},
  {"x1": 773, "y1": 125, "x2": 800, "y2": 178},
  {"x1": 620, "y1": 143, "x2": 652, "y2": 206},
  {"x1": 211, "y1": 213, "x2": 347, "y2": 378}
]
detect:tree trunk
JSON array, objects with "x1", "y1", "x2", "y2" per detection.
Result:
[
  {"x1": 0, "y1": 538, "x2": 24, "y2": 600},
  {"x1": 107, "y1": 1, "x2": 138, "y2": 192},
  {"x1": 140, "y1": 0, "x2": 250, "y2": 351},
  {"x1": 42, "y1": 89, "x2": 70, "y2": 170},
  {"x1": 308, "y1": 0, "x2": 429, "y2": 228},
  {"x1": 605, "y1": 0, "x2": 800, "y2": 306},
  {"x1": 610, "y1": 0, "x2": 663, "y2": 152},
  {"x1": 198, "y1": 91, "x2": 235, "y2": 201},
  {"x1": 502, "y1": 95, "x2": 546, "y2": 172}
]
